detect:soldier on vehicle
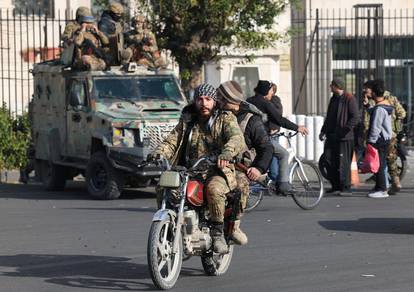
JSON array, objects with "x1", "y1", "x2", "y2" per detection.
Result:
[
  {"x1": 362, "y1": 79, "x2": 406, "y2": 194},
  {"x1": 98, "y1": 2, "x2": 131, "y2": 65},
  {"x1": 217, "y1": 80, "x2": 273, "y2": 246},
  {"x1": 125, "y1": 15, "x2": 166, "y2": 68},
  {"x1": 149, "y1": 83, "x2": 246, "y2": 254},
  {"x1": 62, "y1": 6, "x2": 91, "y2": 46},
  {"x1": 73, "y1": 15, "x2": 109, "y2": 71}
]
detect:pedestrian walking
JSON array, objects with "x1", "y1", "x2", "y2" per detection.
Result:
[
  {"x1": 366, "y1": 80, "x2": 394, "y2": 198},
  {"x1": 319, "y1": 78, "x2": 359, "y2": 195}
]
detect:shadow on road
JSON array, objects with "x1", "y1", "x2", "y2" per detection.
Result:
[
  {"x1": 0, "y1": 182, "x2": 156, "y2": 201},
  {"x1": 64, "y1": 207, "x2": 157, "y2": 213},
  {"x1": 319, "y1": 218, "x2": 414, "y2": 235},
  {"x1": 0, "y1": 254, "x2": 155, "y2": 290}
]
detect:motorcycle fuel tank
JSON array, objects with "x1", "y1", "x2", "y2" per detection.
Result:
[{"x1": 186, "y1": 180, "x2": 204, "y2": 206}]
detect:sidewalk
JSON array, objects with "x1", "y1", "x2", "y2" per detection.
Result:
[{"x1": 0, "y1": 169, "x2": 21, "y2": 184}]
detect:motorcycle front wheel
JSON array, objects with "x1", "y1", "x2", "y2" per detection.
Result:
[
  {"x1": 201, "y1": 245, "x2": 234, "y2": 276},
  {"x1": 147, "y1": 216, "x2": 182, "y2": 290}
]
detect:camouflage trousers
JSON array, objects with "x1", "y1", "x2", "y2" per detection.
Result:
[
  {"x1": 387, "y1": 136, "x2": 399, "y2": 178},
  {"x1": 206, "y1": 175, "x2": 231, "y2": 223},
  {"x1": 206, "y1": 171, "x2": 249, "y2": 223},
  {"x1": 80, "y1": 55, "x2": 106, "y2": 71}
]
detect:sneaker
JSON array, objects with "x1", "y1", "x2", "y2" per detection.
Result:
[
  {"x1": 231, "y1": 220, "x2": 248, "y2": 245},
  {"x1": 368, "y1": 191, "x2": 389, "y2": 198}
]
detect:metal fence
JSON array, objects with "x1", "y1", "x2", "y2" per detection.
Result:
[
  {"x1": 291, "y1": 4, "x2": 414, "y2": 136},
  {"x1": 0, "y1": 9, "x2": 72, "y2": 116}
]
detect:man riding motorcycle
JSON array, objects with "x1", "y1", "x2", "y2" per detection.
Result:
[
  {"x1": 217, "y1": 80, "x2": 273, "y2": 245},
  {"x1": 149, "y1": 83, "x2": 246, "y2": 254}
]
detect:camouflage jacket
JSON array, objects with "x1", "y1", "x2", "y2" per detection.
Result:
[
  {"x1": 62, "y1": 21, "x2": 80, "y2": 45},
  {"x1": 74, "y1": 29, "x2": 110, "y2": 57},
  {"x1": 364, "y1": 91, "x2": 406, "y2": 134},
  {"x1": 153, "y1": 104, "x2": 247, "y2": 189},
  {"x1": 125, "y1": 29, "x2": 158, "y2": 53}
]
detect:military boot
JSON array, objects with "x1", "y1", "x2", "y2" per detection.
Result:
[
  {"x1": 390, "y1": 176, "x2": 402, "y2": 195},
  {"x1": 210, "y1": 223, "x2": 228, "y2": 254},
  {"x1": 231, "y1": 220, "x2": 248, "y2": 245}
]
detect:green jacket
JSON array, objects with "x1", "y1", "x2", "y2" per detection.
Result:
[{"x1": 153, "y1": 104, "x2": 246, "y2": 189}]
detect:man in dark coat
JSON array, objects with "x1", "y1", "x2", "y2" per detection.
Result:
[
  {"x1": 247, "y1": 80, "x2": 308, "y2": 194},
  {"x1": 319, "y1": 78, "x2": 360, "y2": 194},
  {"x1": 217, "y1": 80, "x2": 273, "y2": 245}
]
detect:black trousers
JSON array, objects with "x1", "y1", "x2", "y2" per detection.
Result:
[
  {"x1": 373, "y1": 142, "x2": 389, "y2": 192},
  {"x1": 324, "y1": 139, "x2": 354, "y2": 190}
]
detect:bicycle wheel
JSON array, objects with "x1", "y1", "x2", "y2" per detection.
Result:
[
  {"x1": 290, "y1": 160, "x2": 324, "y2": 210},
  {"x1": 245, "y1": 183, "x2": 265, "y2": 212}
]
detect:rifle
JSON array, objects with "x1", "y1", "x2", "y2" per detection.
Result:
[
  {"x1": 82, "y1": 38, "x2": 109, "y2": 64},
  {"x1": 127, "y1": 35, "x2": 155, "y2": 62}
]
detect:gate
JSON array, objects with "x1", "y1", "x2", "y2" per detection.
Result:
[{"x1": 292, "y1": 3, "x2": 414, "y2": 136}]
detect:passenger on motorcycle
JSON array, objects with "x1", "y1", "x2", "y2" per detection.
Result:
[
  {"x1": 149, "y1": 83, "x2": 246, "y2": 254},
  {"x1": 217, "y1": 81, "x2": 273, "y2": 245}
]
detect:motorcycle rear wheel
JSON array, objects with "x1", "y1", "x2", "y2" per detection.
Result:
[
  {"x1": 147, "y1": 216, "x2": 182, "y2": 290},
  {"x1": 201, "y1": 245, "x2": 234, "y2": 276},
  {"x1": 396, "y1": 155, "x2": 407, "y2": 181}
]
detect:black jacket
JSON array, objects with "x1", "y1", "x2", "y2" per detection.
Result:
[
  {"x1": 270, "y1": 95, "x2": 283, "y2": 132},
  {"x1": 98, "y1": 11, "x2": 119, "y2": 36},
  {"x1": 236, "y1": 110, "x2": 273, "y2": 173},
  {"x1": 321, "y1": 92, "x2": 359, "y2": 141},
  {"x1": 247, "y1": 94, "x2": 298, "y2": 133}
]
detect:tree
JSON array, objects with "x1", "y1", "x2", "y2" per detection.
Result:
[{"x1": 137, "y1": 0, "x2": 297, "y2": 91}]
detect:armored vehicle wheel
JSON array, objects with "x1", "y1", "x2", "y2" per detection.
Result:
[
  {"x1": 86, "y1": 151, "x2": 123, "y2": 200},
  {"x1": 38, "y1": 160, "x2": 67, "y2": 191}
]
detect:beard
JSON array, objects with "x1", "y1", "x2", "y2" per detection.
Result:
[{"x1": 197, "y1": 106, "x2": 214, "y2": 119}]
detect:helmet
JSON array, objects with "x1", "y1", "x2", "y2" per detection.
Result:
[
  {"x1": 108, "y1": 2, "x2": 124, "y2": 15},
  {"x1": 80, "y1": 15, "x2": 95, "y2": 24},
  {"x1": 75, "y1": 6, "x2": 91, "y2": 20}
]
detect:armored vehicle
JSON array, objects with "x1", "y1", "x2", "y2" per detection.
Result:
[{"x1": 30, "y1": 62, "x2": 186, "y2": 199}]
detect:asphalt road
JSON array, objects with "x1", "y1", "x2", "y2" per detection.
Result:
[{"x1": 1, "y1": 168, "x2": 414, "y2": 292}]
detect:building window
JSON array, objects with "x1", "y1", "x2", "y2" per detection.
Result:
[
  {"x1": 13, "y1": 0, "x2": 55, "y2": 17},
  {"x1": 232, "y1": 67, "x2": 260, "y2": 98}
]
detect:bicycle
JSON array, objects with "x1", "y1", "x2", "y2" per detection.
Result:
[{"x1": 245, "y1": 131, "x2": 324, "y2": 212}]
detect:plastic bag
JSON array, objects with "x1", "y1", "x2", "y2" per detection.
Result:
[{"x1": 360, "y1": 144, "x2": 380, "y2": 174}]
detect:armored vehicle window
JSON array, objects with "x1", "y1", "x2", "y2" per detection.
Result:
[
  {"x1": 69, "y1": 80, "x2": 88, "y2": 107},
  {"x1": 92, "y1": 76, "x2": 182, "y2": 102}
]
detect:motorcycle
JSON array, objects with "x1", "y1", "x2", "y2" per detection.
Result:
[{"x1": 146, "y1": 156, "x2": 240, "y2": 290}]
